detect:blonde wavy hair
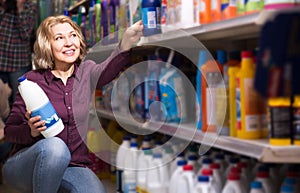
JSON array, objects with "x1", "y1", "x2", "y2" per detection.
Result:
[{"x1": 33, "y1": 15, "x2": 87, "y2": 69}]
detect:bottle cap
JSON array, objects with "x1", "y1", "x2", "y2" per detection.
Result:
[
  {"x1": 198, "y1": 175, "x2": 209, "y2": 182},
  {"x1": 183, "y1": 165, "x2": 193, "y2": 171},
  {"x1": 18, "y1": 75, "x2": 26, "y2": 83},
  {"x1": 250, "y1": 181, "x2": 263, "y2": 189}
]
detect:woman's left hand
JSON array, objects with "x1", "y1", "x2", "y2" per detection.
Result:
[{"x1": 120, "y1": 20, "x2": 144, "y2": 51}]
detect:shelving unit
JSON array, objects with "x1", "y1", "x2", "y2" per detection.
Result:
[
  {"x1": 91, "y1": 7, "x2": 300, "y2": 164},
  {"x1": 97, "y1": 109, "x2": 300, "y2": 163}
]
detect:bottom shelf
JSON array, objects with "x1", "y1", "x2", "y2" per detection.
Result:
[{"x1": 97, "y1": 109, "x2": 300, "y2": 163}]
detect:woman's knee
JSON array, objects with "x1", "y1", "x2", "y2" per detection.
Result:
[{"x1": 38, "y1": 137, "x2": 71, "y2": 164}]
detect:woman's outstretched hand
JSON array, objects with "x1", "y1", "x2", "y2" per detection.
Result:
[{"x1": 120, "y1": 20, "x2": 144, "y2": 51}]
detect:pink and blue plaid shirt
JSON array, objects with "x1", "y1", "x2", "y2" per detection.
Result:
[{"x1": 0, "y1": 0, "x2": 36, "y2": 72}]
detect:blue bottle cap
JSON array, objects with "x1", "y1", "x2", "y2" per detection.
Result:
[{"x1": 18, "y1": 75, "x2": 26, "y2": 83}]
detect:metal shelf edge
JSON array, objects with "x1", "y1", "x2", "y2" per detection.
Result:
[{"x1": 97, "y1": 109, "x2": 300, "y2": 163}]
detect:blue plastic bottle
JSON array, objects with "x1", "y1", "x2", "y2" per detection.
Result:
[{"x1": 141, "y1": 0, "x2": 162, "y2": 36}]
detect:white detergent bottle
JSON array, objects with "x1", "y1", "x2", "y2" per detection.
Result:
[
  {"x1": 209, "y1": 163, "x2": 224, "y2": 193},
  {"x1": 188, "y1": 155, "x2": 200, "y2": 174},
  {"x1": 136, "y1": 149, "x2": 152, "y2": 193},
  {"x1": 169, "y1": 159, "x2": 187, "y2": 193},
  {"x1": 222, "y1": 173, "x2": 246, "y2": 193},
  {"x1": 146, "y1": 152, "x2": 169, "y2": 193},
  {"x1": 162, "y1": 145, "x2": 174, "y2": 177},
  {"x1": 250, "y1": 181, "x2": 265, "y2": 193},
  {"x1": 255, "y1": 171, "x2": 275, "y2": 193},
  {"x1": 197, "y1": 157, "x2": 213, "y2": 176},
  {"x1": 193, "y1": 175, "x2": 212, "y2": 193},
  {"x1": 170, "y1": 153, "x2": 185, "y2": 176},
  {"x1": 224, "y1": 157, "x2": 239, "y2": 179},
  {"x1": 18, "y1": 75, "x2": 64, "y2": 138},
  {"x1": 201, "y1": 168, "x2": 217, "y2": 193},
  {"x1": 123, "y1": 142, "x2": 139, "y2": 193},
  {"x1": 176, "y1": 165, "x2": 195, "y2": 193},
  {"x1": 116, "y1": 135, "x2": 131, "y2": 193}
]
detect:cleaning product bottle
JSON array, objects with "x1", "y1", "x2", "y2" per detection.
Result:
[
  {"x1": 123, "y1": 142, "x2": 139, "y2": 193},
  {"x1": 116, "y1": 135, "x2": 131, "y2": 193},
  {"x1": 268, "y1": 97, "x2": 292, "y2": 145},
  {"x1": 176, "y1": 0, "x2": 194, "y2": 28},
  {"x1": 210, "y1": 163, "x2": 224, "y2": 193},
  {"x1": 216, "y1": 50, "x2": 229, "y2": 136},
  {"x1": 222, "y1": 173, "x2": 246, "y2": 193},
  {"x1": 255, "y1": 171, "x2": 275, "y2": 193},
  {"x1": 176, "y1": 165, "x2": 195, "y2": 193},
  {"x1": 136, "y1": 148, "x2": 153, "y2": 193},
  {"x1": 141, "y1": 0, "x2": 161, "y2": 36},
  {"x1": 236, "y1": 51, "x2": 261, "y2": 139},
  {"x1": 146, "y1": 153, "x2": 169, "y2": 193},
  {"x1": 18, "y1": 75, "x2": 64, "y2": 138},
  {"x1": 197, "y1": 50, "x2": 209, "y2": 130},
  {"x1": 199, "y1": 0, "x2": 211, "y2": 24},
  {"x1": 201, "y1": 55, "x2": 224, "y2": 133},
  {"x1": 249, "y1": 181, "x2": 265, "y2": 193},
  {"x1": 228, "y1": 66, "x2": 240, "y2": 137},
  {"x1": 193, "y1": 175, "x2": 212, "y2": 193},
  {"x1": 211, "y1": 0, "x2": 221, "y2": 22},
  {"x1": 169, "y1": 159, "x2": 187, "y2": 193},
  {"x1": 129, "y1": 0, "x2": 142, "y2": 26},
  {"x1": 221, "y1": 0, "x2": 237, "y2": 20},
  {"x1": 95, "y1": 0, "x2": 101, "y2": 42},
  {"x1": 293, "y1": 96, "x2": 300, "y2": 145}
]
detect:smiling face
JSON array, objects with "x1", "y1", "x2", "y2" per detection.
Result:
[{"x1": 50, "y1": 23, "x2": 80, "y2": 69}]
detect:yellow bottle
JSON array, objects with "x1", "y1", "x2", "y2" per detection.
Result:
[
  {"x1": 236, "y1": 51, "x2": 261, "y2": 139},
  {"x1": 268, "y1": 97, "x2": 292, "y2": 146},
  {"x1": 228, "y1": 66, "x2": 240, "y2": 137},
  {"x1": 293, "y1": 96, "x2": 300, "y2": 145}
]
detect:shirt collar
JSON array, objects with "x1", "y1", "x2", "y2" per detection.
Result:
[{"x1": 44, "y1": 64, "x2": 79, "y2": 84}]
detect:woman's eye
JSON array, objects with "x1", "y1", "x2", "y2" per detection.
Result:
[
  {"x1": 72, "y1": 33, "x2": 77, "y2": 37},
  {"x1": 55, "y1": 36, "x2": 63, "y2": 40}
]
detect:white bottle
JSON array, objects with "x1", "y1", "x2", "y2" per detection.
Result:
[
  {"x1": 188, "y1": 155, "x2": 200, "y2": 174},
  {"x1": 116, "y1": 135, "x2": 131, "y2": 193},
  {"x1": 255, "y1": 171, "x2": 275, "y2": 193},
  {"x1": 170, "y1": 153, "x2": 185, "y2": 176},
  {"x1": 193, "y1": 175, "x2": 212, "y2": 193},
  {"x1": 250, "y1": 181, "x2": 265, "y2": 193},
  {"x1": 123, "y1": 142, "x2": 139, "y2": 193},
  {"x1": 222, "y1": 173, "x2": 246, "y2": 193},
  {"x1": 136, "y1": 148, "x2": 152, "y2": 193},
  {"x1": 197, "y1": 157, "x2": 213, "y2": 176},
  {"x1": 210, "y1": 163, "x2": 224, "y2": 193},
  {"x1": 18, "y1": 75, "x2": 64, "y2": 138},
  {"x1": 201, "y1": 168, "x2": 217, "y2": 193},
  {"x1": 146, "y1": 152, "x2": 169, "y2": 193},
  {"x1": 169, "y1": 159, "x2": 187, "y2": 193},
  {"x1": 176, "y1": 165, "x2": 195, "y2": 193}
]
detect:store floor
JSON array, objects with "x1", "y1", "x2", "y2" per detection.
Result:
[{"x1": 0, "y1": 179, "x2": 116, "y2": 193}]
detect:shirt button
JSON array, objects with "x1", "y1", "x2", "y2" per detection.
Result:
[
  {"x1": 65, "y1": 92, "x2": 68, "y2": 95},
  {"x1": 68, "y1": 106, "x2": 71, "y2": 110}
]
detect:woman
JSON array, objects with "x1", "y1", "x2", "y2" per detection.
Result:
[{"x1": 3, "y1": 15, "x2": 143, "y2": 193}]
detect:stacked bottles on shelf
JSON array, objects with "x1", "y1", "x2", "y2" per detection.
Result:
[
  {"x1": 111, "y1": 133, "x2": 300, "y2": 193},
  {"x1": 99, "y1": 47, "x2": 191, "y2": 124},
  {"x1": 64, "y1": 0, "x2": 299, "y2": 48}
]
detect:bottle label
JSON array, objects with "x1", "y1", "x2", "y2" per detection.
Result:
[
  {"x1": 270, "y1": 107, "x2": 291, "y2": 138},
  {"x1": 31, "y1": 101, "x2": 61, "y2": 130},
  {"x1": 124, "y1": 182, "x2": 136, "y2": 193}
]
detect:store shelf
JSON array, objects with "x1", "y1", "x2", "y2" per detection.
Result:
[{"x1": 97, "y1": 109, "x2": 300, "y2": 163}]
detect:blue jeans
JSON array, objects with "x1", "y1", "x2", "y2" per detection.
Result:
[{"x1": 2, "y1": 137, "x2": 107, "y2": 193}]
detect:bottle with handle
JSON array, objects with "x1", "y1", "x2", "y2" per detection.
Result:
[{"x1": 18, "y1": 75, "x2": 64, "y2": 138}]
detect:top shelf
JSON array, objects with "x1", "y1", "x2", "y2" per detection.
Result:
[
  {"x1": 86, "y1": 7, "x2": 300, "y2": 56},
  {"x1": 97, "y1": 109, "x2": 300, "y2": 163}
]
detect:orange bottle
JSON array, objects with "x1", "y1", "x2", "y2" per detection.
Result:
[
  {"x1": 211, "y1": 0, "x2": 222, "y2": 22},
  {"x1": 200, "y1": 0, "x2": 212, "y2": 24},
  {"x1": 221, "y1": 0, "x2": 237, "y2": 20},
  {"x1": 201, "y1": 57, "x2": 224, "y2": 132}
]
